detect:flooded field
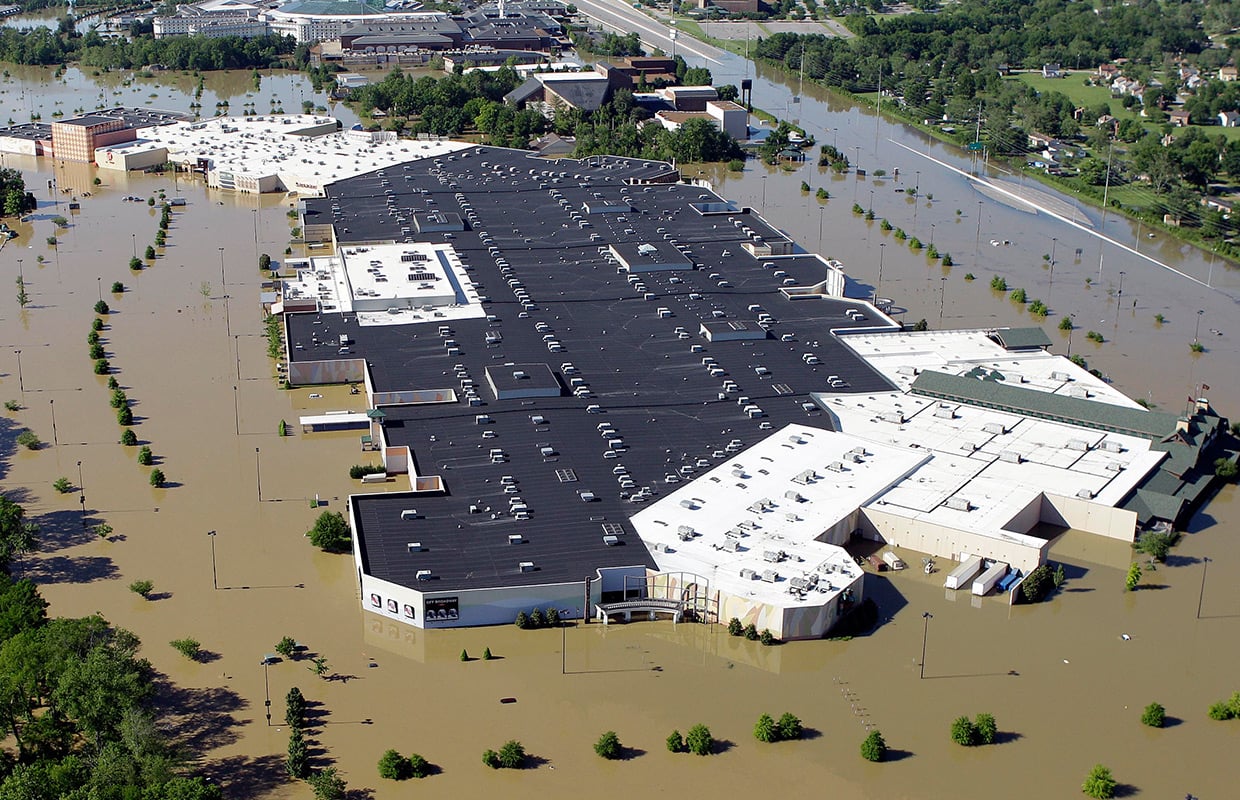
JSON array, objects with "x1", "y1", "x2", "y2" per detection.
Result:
[{"x1": 0, "y1": 69, "x2": 1237, "y2": 800}]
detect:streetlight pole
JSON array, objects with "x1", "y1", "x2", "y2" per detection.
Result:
[
  {"x1": 263, "y1": 659, "x2": 272, "y2": 726},
  {"x1": 560, "y1": 607, "x2": 578, "y2": 675},
  {"x1": 1194, "y1": 309, "x2": 1204, "y2": 343},
  {"x1": 131, "y1": 233, "x2": 135, "y2": 259},
  {"x1": 876, "y1": 243, "x2": 885, "y2": 302},
  {"x1": 761, "y1": 176, "x2": 766, "y2": 214},
  {"x1": 13, "y1": 349, "x2": 22, "y2": 396},
  {"x1": 929, "y1": 223, "x2": 935, "y2": 248},
  {"x1": 76, "y1": 460, "x2": 85, "y2": 527},
  {"x1": 919, "y1": 611, "x2": 933, "y2": 679},
  {"x1": 255, "y1": 447, "x2": 262, "y2": 502},
  {"x1": 1067, "y1": 314, "x2": 1076, "y2": 357},
  {"x1": 49, "y1": 399, "x2": 57, "y2": 445},
  {"x1": 97, "y1": 277, "x2": 102, "y2": 302},
  {"x1": 218, "y1": 247, "x2": 225, "y2": 292},
  {"x1": 233, "y1": 385, "x2": 240, "y2": 435},
  {"x1": 1117, "y1": 270, "x2": 1125, "y2": 306},
  {"x1": 207, "y1": 530, "x2": 218, "y2": 590},
  {"x1": 817, "y1": 206, "x2": 824, "y2": 254},
  {"x1": 1196, "y1": 556, "x2": 1210, "y2": 619},
  {"x1": 939, "y1": 277, "x2": 947, "y2": 324}
]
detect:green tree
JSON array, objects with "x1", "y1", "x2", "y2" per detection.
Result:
[
  {"x1": 974, "y1": 713, "x2": 997, "y2": 744},
  {"x1": 127, "y1": 580, "x2": 153, "y2": 598},
  {"x1": 275, "y1": 636, "x2": 297, "y2": 660},
  {"x1": 149, "y1": 469, "x2": 165, "y2": 488},
  {"x1": 951, "y1": 715, "x2": 978, "y2": 746},
  {"x1": 744, "y1": 623, "x2": 759, "y2": 641},
  {"x1": 1141, "y1": 702, "x2": 1165, "y2": 728},
  {"x1": 52, "y1": 478, "x2": 73, "y2": 494},
  {"x1": 1082, "y1": 764, "x2": 1117, "y2": 799},
  {"x1": 0, "y1": 496, "x2": 38, "y2": 573},
  {"x1": 137, "y1": 446, "x2": 153, "y2": 466},
  {"x1": 1133, "y1": 530, "x2": 1177, "y2": 562},
  {"x1": 408, "y1": 753, "x2": 429, "y2": 778},
  {"x1": 1021, "y1": 564, "x2": 1053, "y2": 602},
  {"x1": 259, "y1": 253, "x2": 272, "y2": 271},
  {"x1": 169, "y1": 638, "x2": 200, "y2": 660},
  {"x1": 307, "y1": 766, "x2": 347, "y2": 800},
  {"x1": 727, "y1": 618, "x2": 743, "y2": 636},
  {"x1": 307, "y1": 511, "x2": 351, "y2": 552},
  {"x1": 15, "y1": 429, "x2": 40, "y2": 450},
  {"x1": 482, "y1": 749, "x2": 499, "y2": 768},
  {"x1": 0, "y1": 574, "x2": 46, "y2": 645},
  {"x1": 754, "y1": 713, "x2": 778, "y2": 743},
  {"x1": 1125, "y1": 562, "x2": 1142, "y2": 591},
  {"x1": 594, "y1": 730, "x2": 621, "y2": 759},
  {"x1": 778, "y1": 712, "x2": 803, "y2": 740},
  {"x1": 685, "y1": 724, "x2": 713, "y2": 755},
  {"x1": 860, "y1": 730, "x2": 887, "y2": 762},
  {"x1": 117, "y1": 406, "x2": 133, "y2": 426},
  {"x1": 144, "y1": 245, "x2": 155, "y2": 260},
  {"x1": 120, "y1": 429, "x2": 137, "y2": 446},
  {"x1": 378, "y1": 749, "x2": 413, "y2": 779},
  {"x1": 497, "y1": 739, "x2": 525, "y2": 768},
  {"x1": 666, "y1": 729, "x2": 685, "y2": 753},
  {"x1": 285, "y1": 686, "x2": 306, "y2": 728}
]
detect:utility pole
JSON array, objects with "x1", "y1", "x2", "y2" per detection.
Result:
[{"x1": 919, "y1": 611, "x2": 933, "y2": 679}]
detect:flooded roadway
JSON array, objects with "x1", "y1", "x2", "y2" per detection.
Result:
[{"x1": 0, "y1": 69, "x2": 1237, "y2": 800}]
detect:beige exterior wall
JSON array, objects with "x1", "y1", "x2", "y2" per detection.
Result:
[
  {"x1": 860, "y1": 507, "x2": 1048, "y2": 573},
  {"x1": 1041, "y1": 493, "x2": 1137, "y2": 541}
]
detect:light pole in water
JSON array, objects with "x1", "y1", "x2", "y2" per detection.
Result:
[
  {"x1": 1196, "y1": 557, "x2": 1210, "y2": 619},
  {"x1": 13, "y1": 349, "x2": 22, "y2": 396},
  {"x1": 207, "y1": 530, "x2": 218, "y2": 590},
  {"x1": 919, "y1": 611, "x2": 933, "y2": 679},
  {"x1": 1194, "y1": 309, "x2": 1204, "y2": 343},
  {"x1": 560, "y1": 607, "x2": 578, "y2": 675},
  {"x1": 77, "y1": 460, "x2": 85, "y2": 527},
  {"x1": 255, "y1": 447, "x2": 262, "y2": 502}
]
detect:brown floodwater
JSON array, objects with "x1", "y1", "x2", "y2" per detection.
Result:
[{"x1": 0, "y1": 70, "x2": 1237, "y2": 800}]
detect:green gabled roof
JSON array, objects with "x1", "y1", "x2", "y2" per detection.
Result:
[
  {"x1": 1121, "y1": 489, "x2": 1185, "y2": 525},
  {"x1": 910, "y1": 370, "x2": 1177, "y2": 440},
  {"x1": 990, "y1": 327, "x2": 1053, "y2": 350}
]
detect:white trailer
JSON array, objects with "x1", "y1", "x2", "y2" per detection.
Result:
[
  {"x1": 972, "y1": 562, "x2": 1009, "y2": 596},
  {"x1": 882, "y1": 551, "x2": 906, "y2": 570},
  {"x1": 944, "y1": 555, "x2": 983, "y2": 590}
]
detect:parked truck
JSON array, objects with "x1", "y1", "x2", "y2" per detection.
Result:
[
  {"x1": 972, "y1": 561, "x2": 1009, "y2": 596},
  {"x1": 944, "y1": 555, "x2": 983, "y2": 590}
]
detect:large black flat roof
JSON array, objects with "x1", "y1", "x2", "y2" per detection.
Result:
[{"x1": 301, "y1": 146, "x2": 896, "y2": 592}]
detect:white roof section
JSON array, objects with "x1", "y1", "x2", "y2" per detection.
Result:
[
  {"x1": 631, "y1": 423, "x2": 927, "y2": 610},
  {"x1": 121, "y1": 115, "x2": 471, "y2": 195},
  {"x1": 535, "y1": 71, "x2": 608, "y2": 83},
  {"x1": 841, "y1": 328, "x2": 1143, "y2": 410},
  {"x1": 195, "y1": 0, "x2": 261, "y2": 11},
  {"x1": 816, "y1": 329, "x2": 1164, "y2": 542},
  {"x1": 282, "y1": 243, "x2": 486, "y2": 326}
]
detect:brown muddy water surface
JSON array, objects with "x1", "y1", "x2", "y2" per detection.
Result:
[{"x1": 0, "y1": 72, "x2": 1237, "y2": 800}]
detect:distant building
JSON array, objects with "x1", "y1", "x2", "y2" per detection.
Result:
[
  {"x1": 696, "y1": 0, "x2": 758, "y2": 13},
  {"x1": 529, "y1": 132, "x2": 575, "y2": 156},
  {"x1": 1219, "y1": 65, "x2": 1238, "y2": 82},
  {"x1": 1097, "y1": 62, "x2": 1119, "y2": 80},
  {"x1": 265, "y1": 0, "x2": 445, "y2": 43},
  {"x1": 1041, "y1": 63, "x2": 1062, "y2": 78},
  {"x1": 657, "y1": 84, "x2": 718, "y2": 112},
  {"x1": 505, "y1": 70, "x2": 610, "y2": 112},
  {"x1": 51, "y1": 116, "x2": 135, "y2": 163},
  {"x1": 1168, "y1": 109, "x2": 1191, "y2": 127},
  {"x1": 153, "y1": 0, "x2": 265, "y2": 39},
  {"x1": 1219, "y1": 110, "x2": 1240, "y2": 127}
]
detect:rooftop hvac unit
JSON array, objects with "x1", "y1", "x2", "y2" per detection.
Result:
[
  {"x1": 1069, "y1": 386, "x2": 1089, "y2": 398},
  {"x1": 934, "y1": 407, "x2": 956, "y2": 419},
  {"x1": 519, "y1": 561, "x2": 535, "y2": 573},
  {"x1": 879, "y1": 412, "x2": 905, "y2": 424},
  {"x1": 406, "y1": 542, "x2": 423, "y2": 552},
  {"x1": 761, "y1": 569, "x2": 779, "y2": 583},
  {"x1": 1076, "y1": 489, "x2": 1094, "y2": 499},
  {"x1": 998, "y1": 450, "x2": 1022, "y2": 463},
  {"x1": 722, "y1": 539, "x2": 740, "y2": 552},
  {"x1": 507, "y1": 534, "x2": 524, "y2": 545},
  {"x1": 1066, "y1": 439, "x2": 1090, "y2": 451},
  {"x1": 1105, "y1": 461, "x2": 1124, "y2": 472},
  {"x1": 960, "y1": 442, "x2": 979, "y2": 452},
  {"x1": 784, "y1": 490, "x2": 804, "y2": 502},
  {"x1": 944, "y1": 497, "x2": 972, "y2": 512},
  {"x1": 400, "y1": 510, "x2": 418, "y2": 520},
  {"x1": 415, "y1": 570, "x2": 433, "y2": 581},
  {"x1": 1051, "y1": 371, "x2": 1072, "y2": 381},
  {"x1": 826, "y1": 461, "x2": 846, "y2": 473},
  {"x1": 982, "y1": 422, "x2": 1007, "y2": 434},
  {"x1": 1101, "y1": 440, "x2": 1123, "y2": 453},
  {"x1": 740, "y1": 567, "x2": 757, "y2": 580}
]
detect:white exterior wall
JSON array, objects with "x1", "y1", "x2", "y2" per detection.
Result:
[
  {"x1": 1041, "y1": 493, "x2": 1138, "y2": 541},
  {"x1": 359, "y1": 571, "x2": 597, "y2": 629},
  {"x1": 0, "y1": 136, "x2": 40, "y2": 156},
  {"x1": 860, "y1": 506, "x2": 1047, "y2": 573}
]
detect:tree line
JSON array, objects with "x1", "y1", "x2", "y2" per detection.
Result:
[
  {"x1": 0, "y1": 495, "x2": 219, "y2": 799},
  {"x1": 347, "y1": 67, "x2": 742, "y2": 163},
  {"x1": 0, "y1": 26, "x2": 295, "y2": 69}
]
